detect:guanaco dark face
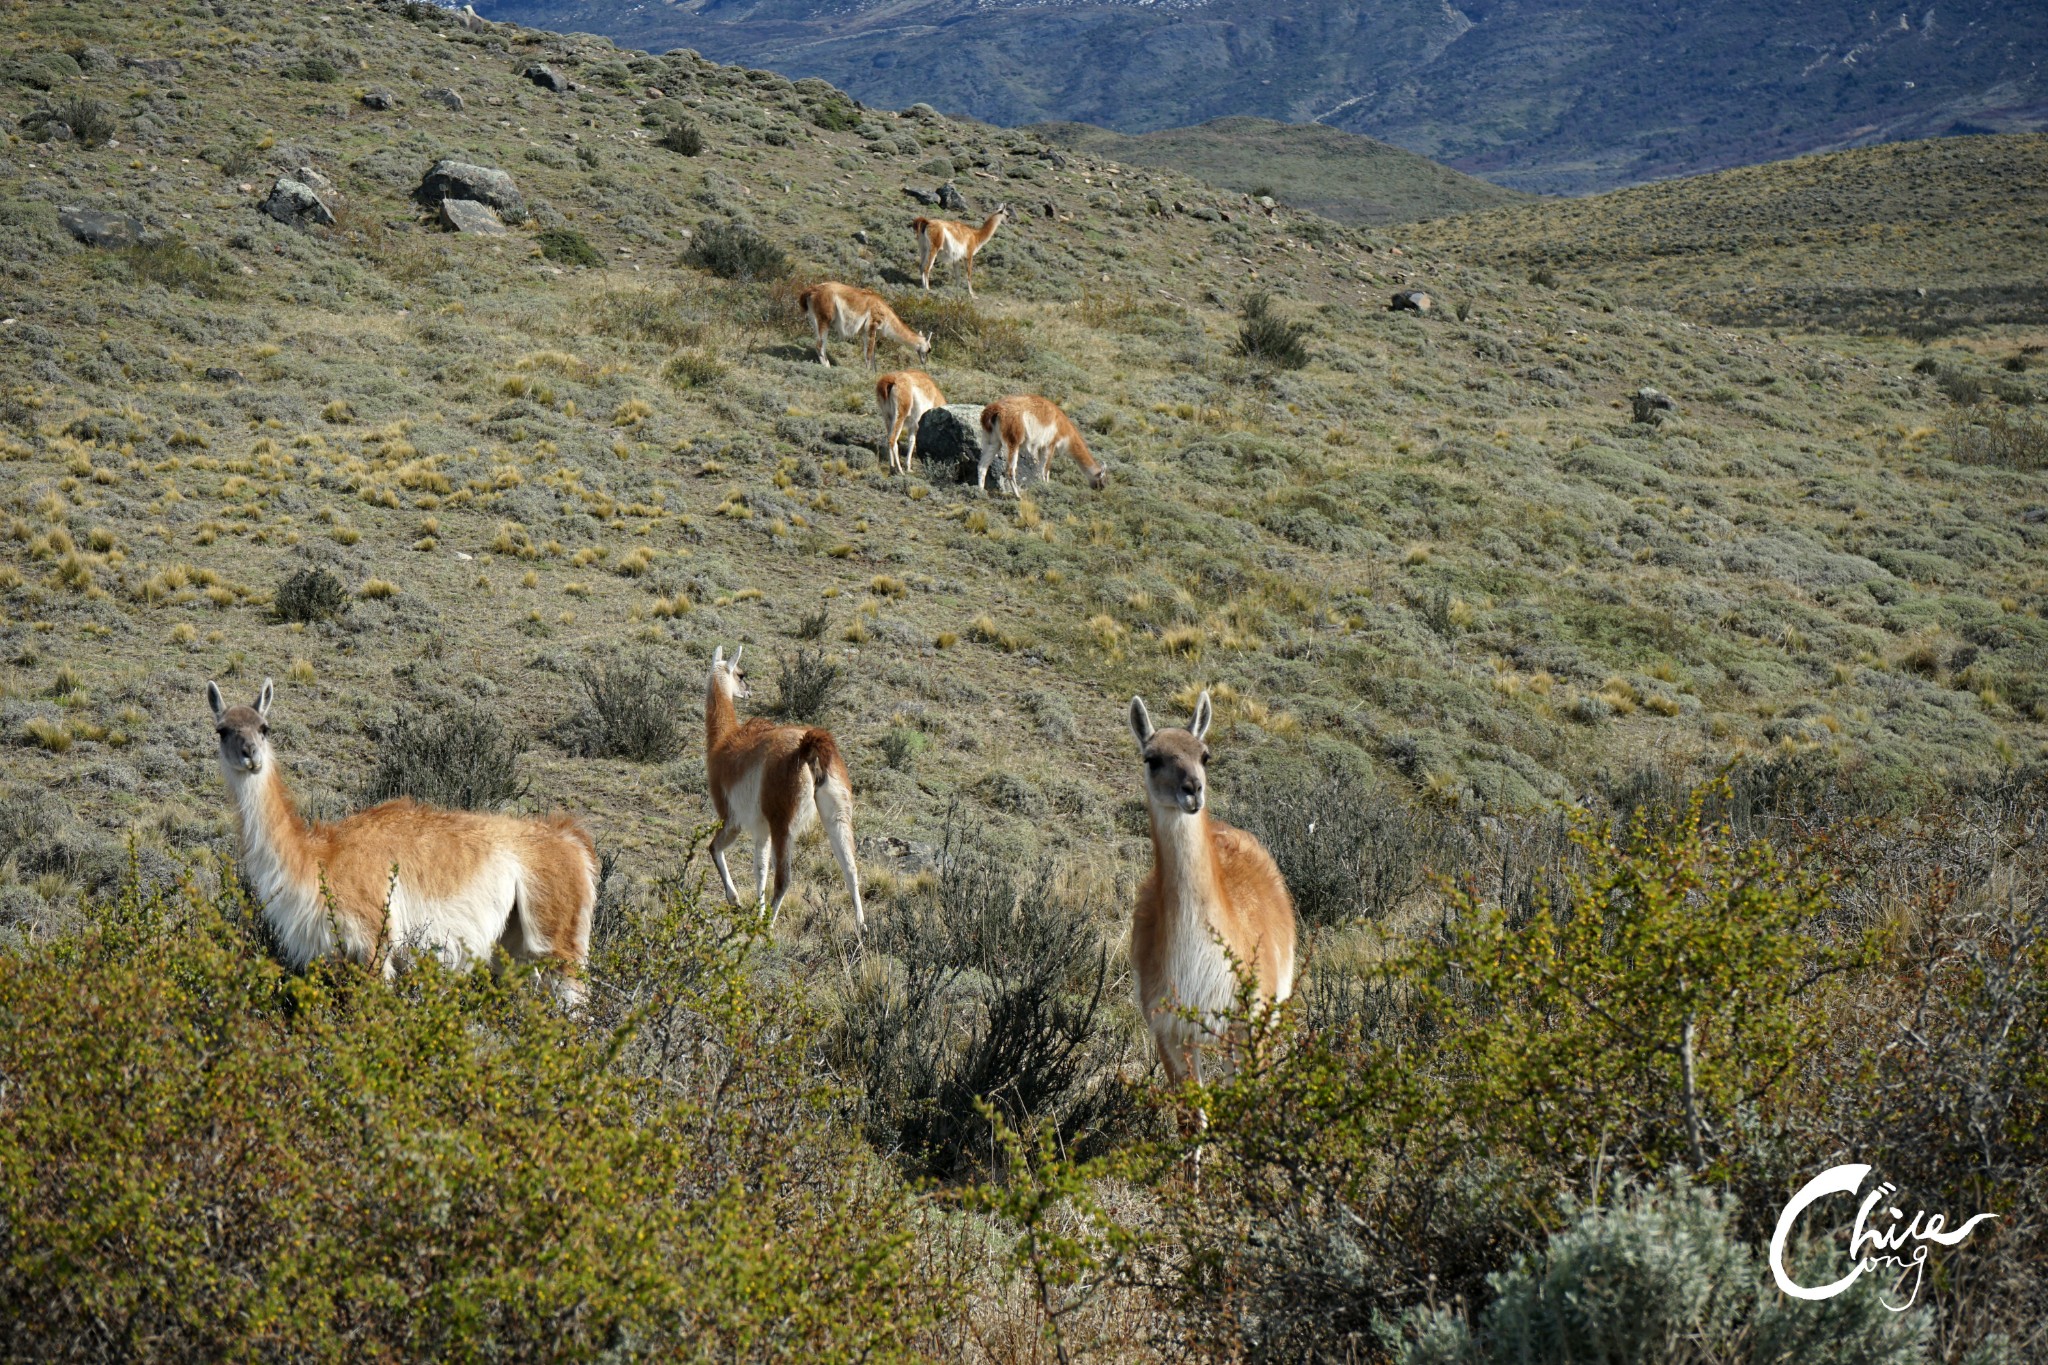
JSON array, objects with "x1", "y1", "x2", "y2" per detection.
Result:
[
  {"x1": 208, "y1": 677, "x2": 274, "y2": 775},
  {"x1": 1128, "y1": 691, "x2": 1213, "y2": 816},
  {"x1": 711, "y1": 646, "x2": 751, "y2": 701}
]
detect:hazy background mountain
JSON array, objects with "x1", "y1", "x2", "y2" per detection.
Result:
[
  {"x1": 1031, "y1": 117, "x2": 1530, "y2": 224},
  {"x1": 480, "y1": 0, "x2": 2048, "y2": 192}
]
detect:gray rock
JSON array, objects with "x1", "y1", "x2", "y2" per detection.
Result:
[
  {"x1": 361, "y1": 87, "x2": 396, "y2": 111},
  {"x1": 1389, "y1": 289, "x2": 1433, "y2": 314},
  {"x1": 916, "y1": 404, "x2": 989, "y2": 482},
  {"x1": 439, "y1": 197, "x2": 505, "y2": 234},
  {"x1": 903, "y1": 102, "x2": 941, "y2": 122},
  {"x1": 936, "y1": 181, "x2": 969, "y2": 212},
  {"x1": 124, "y1": 56, "x2": 183, "y2": 79},
  {"x1": 260, "y1": 177, "x2": 335, "y2": 229},
  {"x1": 204, "y1": 366, "x2": 245, "y2": 383},
  {"x1": 421, "y1": 86, "x2": 464, "y2": 110},
  {"x1": 523, "y1": 63, "x2": 569, "y2": 93},
  {"x1": 286, "y1": 164, "x2": 339, "y2": 199},
  {"x1": 1631, "y1": 387, "x2": 1677, "y2": 424},
  {"x1": 58, "y1": 206, "x2": 148, "y2": 249},
  {"x1": 901, "y1": 185, "x2": 936, "y2": 206},
  {"x1": 74, "y1": 45, "x2": 117, "y2": 74},
  {"x1": 418, "y1": 159, "x2": 525, "y2": 223}
]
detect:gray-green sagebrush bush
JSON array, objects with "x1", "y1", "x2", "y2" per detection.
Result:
[
  {"x1": 1397, "y1": 1180, "x2": 1929, "y2": 1365},
  {"x1": 0, "y1": 862, "x2": 949, "y2": 1360}
]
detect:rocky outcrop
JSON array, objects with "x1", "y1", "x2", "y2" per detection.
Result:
[
  {"x1": 421, "y1": 86, "x2": 464, "y2": 110},
  {"x1": 417, "y1": 160, "x2": 526, "y2": 223},
  {"x1": 1390, "y1": 290, "x2": 1433, "y2": 314},
  {"x1": 915, "y1": 404, "x2": 989, "y2": 482},
  {"x1": 58, "y1": 206, "x2": 150, "y2": 249},
  {"x1": 523, "y1": 64, "x2": 570, "y2": 93},
  {"x1": 439, "y1": 198, "x2": 505, "y2": 234},
  {"x1": 1631, "y1": 387, "x2": 1677, "y2": 424},
  {"x1": 260, "y1": 177, "x2": 335, "y2": 229}
]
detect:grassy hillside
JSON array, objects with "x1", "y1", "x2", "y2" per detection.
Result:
[
  {"x1": 1030, "y1": 116, "x2": 1531, "y2": 226},
  {"x1": 484, "y1": 0, "x2": 2048, "y2": 192},
  {"x1": 1, "y1": 0, "x2": 2046, "y2": 1356},
  {"x1": 0, "y1": 0, "x2": 2042, "y2": 906},
  {"x1": 1407, "y1": 133, "x2": 2048, "y2": 337}
]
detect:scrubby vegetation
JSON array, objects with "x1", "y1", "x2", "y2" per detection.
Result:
[{"x1": 0, "y1": 0, "x2": 2044, "y2": 1357}]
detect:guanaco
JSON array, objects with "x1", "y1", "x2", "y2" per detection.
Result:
[
  {"x1": 912, "y1": 204, "x2": 1009, "y2": 296},
  {"x1": 704, "y1": 647, "x2": 864, "y2": 930},
  {"x1": 208, "y1": 679, "x2": 597, "y2": 1005},
  {"x1": 796, "y1": 281, "x2": 930, "y2": 368},
  {"x1": 876, "y1": 370, "x2": 945, "y2": 475},
  {"x1": 1127, "y1": 690, "x2": 1296, "y2": 1085},
  {"x1": 977, "y1": 395, "x2": 1107, "y2": 495}
]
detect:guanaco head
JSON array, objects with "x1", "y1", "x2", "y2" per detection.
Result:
[
  {"x1": 710, "y1": 645, "x2": 751, "y2": 702},
  {"x1": 208, "y1": 677, "x2": 274, "y2": 777},
  {"x1": 1128, "y1": 690, "x2": 1212, "y2": 816},
  {"x1": 1087, "y1": 461, "x2": 1108, "y2": 491},
  {"x1": 990, "y1": 203, "x2": 1011, "y2": 228},
  {"x1": 912, "y1": 328, "x2": 932, "y2": 362}
]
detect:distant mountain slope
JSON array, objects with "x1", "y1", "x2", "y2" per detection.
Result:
[
  {"x1": 1030, "y1": 117, "x2": 1530, "y2": 225},
  {"x1": 479, "y1": 0, "x2": 2048, "y2": 192},
  {"x1": 1407, "y1": 133, "x2": 2048, "y2": 335}
]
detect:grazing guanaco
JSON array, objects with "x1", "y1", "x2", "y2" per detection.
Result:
[
  {"x1": 704, "y1": 647, "x2": 864, "y2": 930},
  {"x1": 876, "y1": 370, "x2": 945, "y2": 475},
  {"x1": 207, "y1": 679, "x2": 597, "y2": 1005},
  {"x1": 796, "y1": 281, "x2": 930, "y2": 368},
  {"x1": 1127, "y1": 690, "x2": 1296, "y2": 1086},
  {"x1": 912, "y1": 204, "x2": 1009, "y2": 296},
  {"x1": 977, "y1": 395, "x2": 1107, "y2": 495}
]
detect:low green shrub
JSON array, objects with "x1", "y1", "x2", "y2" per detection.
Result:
[
  {"x1": 658, "y1": 120, "x2": 705, "y2": 155},
  {"x1": 554, "y1": 650, "x2": 691, "y2": 762},
  {"x1": 536, "y1": 226, "x2": 602, "y2": 268},
  {"x1": 1222, "y1": 763, "x2": 1435, "y2": 929},
  {"x1": 685, "y1": 219, "x2": 789, "y2": 282},
  {"x1": 359, "y1": 699, "x2": 529, "y2": 811},
  {"x1": 126, "y1": 240, "x2": 236, "y2": 299},
  {"x1": 0, "y1": 865, "x2": 949, "y2": 1359},
  {"x1": 283, "y1": 54, "x2": 342, "y2": 82},
  {"x1": 662, "y1": 348, "x2": 725, "y2": 390},
  {"x1": 772, "y1": 647, "x2": 841, "y2": 723},
  {"x1": 1234, "y1": 291, "x2": 1311, "y2": 370},
  {"x1": 273, "y1": 565, "x2": 349, "y2": 623},
  {"x1": 833, "y1": 830, "x2": 1136, "y2": 1178}
]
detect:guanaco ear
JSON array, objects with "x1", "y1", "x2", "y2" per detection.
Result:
[
  {"x1": 731, "y1": 645, "x2": 744, "y2": 671},
  {"x1": 712, "y1": 645, "x2": 725, "y2": 672},
  {"x1": 206, "y1": 680, "x2": 225, "y2": 723},
  {"x1": 1189, "y1": 690, "x2": 1212, "y2": 742},
  {"x1": 1128, "y1": 696, "x2": 1153, "y2": 751},
  {"x1": 256, "y1": 678, "x2": 274, "y2": 718}
]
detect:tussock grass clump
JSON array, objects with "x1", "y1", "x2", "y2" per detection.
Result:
[
  {"x1": 591, "y1": 288, "x2": 706, "y2": 347},
  {"x1": 684, "y1": 220, "x2": 789, "y2": 282},
  {"x1": 891, "y1": 294, "x2": 1031, "y2": 369},
  {"x1": 772, "y1": 648, "x2": 841, "y2": 723},
  {"x1": 1234, "y1": 291, "x2": 1311, "y2": 370},
  {"x1": 555, "y1": 651, "x2": 690, "y2": 762},
  {"x1": 361, "y1": 700, "x2": 530, "y2": 812},
  {"x1": 1945, "y1": 410, "x2": 2048, "y2": 471},
  {"x1": 662, "y1": 350, "x2": 725, "y2": 390},
  {"x1": 273, "y1": 566, "x2": 349, "y2": 623},
  {"x1": 126, "y1": 241, "x2": 236, "y2": 300}
]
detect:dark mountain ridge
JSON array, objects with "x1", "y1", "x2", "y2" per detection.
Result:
[{"x1": 480, "y1": 0, "x2": 2048, "y2": 192}]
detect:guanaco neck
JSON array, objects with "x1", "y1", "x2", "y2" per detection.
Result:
[
  {"x1": 706, "y1": 676, "x2": 739, "y2": 754},
  {"x1": 1064, "y1": 420, "x2": 1100, "y2": 472},
  {"x1": 1148, "y1": 802, "x2": 1222, "y2": 932},
  {"x1": 973, "y1": 214, "x2": 1004, "y2": 248}
]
